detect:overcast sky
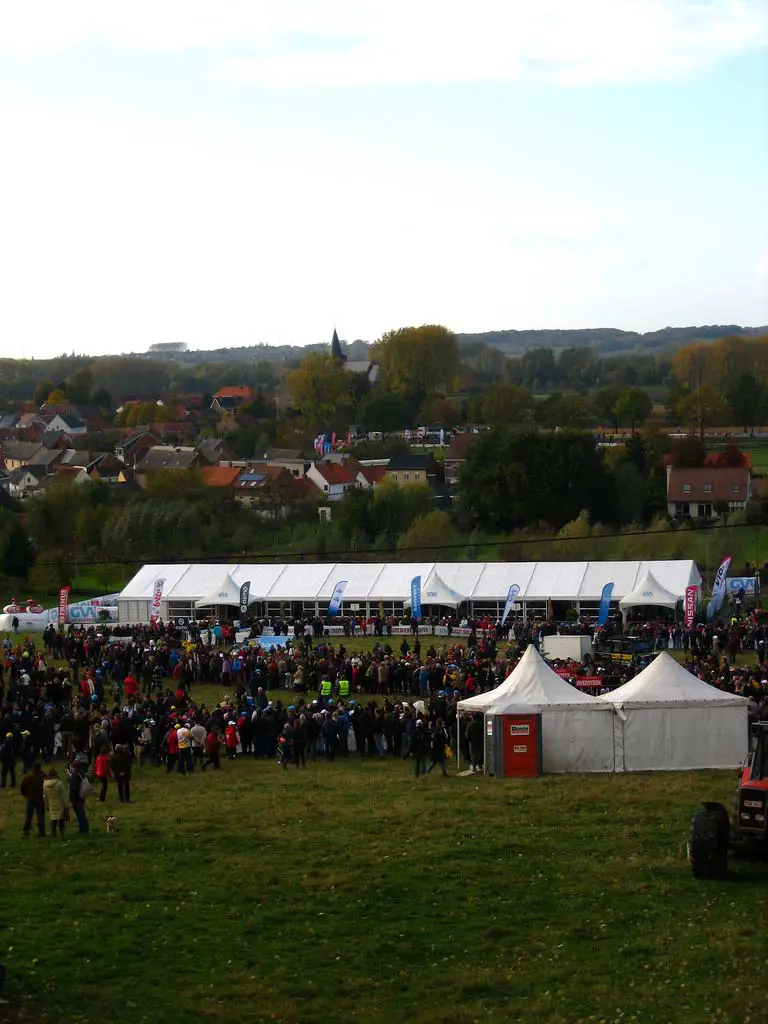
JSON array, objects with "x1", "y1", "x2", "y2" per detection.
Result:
[{"x1": 0, "y1": 0, "x2": 766, "y2": 358}]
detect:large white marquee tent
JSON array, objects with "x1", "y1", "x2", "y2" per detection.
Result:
[
  {"x1": 600, "y1": 652, "x2": 748, "y2": 771},
  {"x1": 117, "y1": 559, "x2": 701, "y2": 624},
  {"x1": 458, "y1": 645, "x2": 616, "y2": 773}
]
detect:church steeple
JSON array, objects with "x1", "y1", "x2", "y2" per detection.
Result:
[{"x1": 330, "y1": 328, "x2": 346, "y2": 362}]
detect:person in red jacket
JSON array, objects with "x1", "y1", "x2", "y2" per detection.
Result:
[
  {"x1": 202, "y1": 728, "x2": 221, "y2": 771},
  {"x1": 94, "y1": 746, "x2": 112, "y2": 802},
  {"x1": 124, "y1": 673, "x2": 139, "y2": 701},
  {"x1": 224, "y1": 721, "x2": 238, "y2": 760},
  {"x1": 164, "y1": 724, "x2": 180, "y2": 774}
]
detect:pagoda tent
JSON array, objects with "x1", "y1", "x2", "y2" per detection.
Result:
[
  {"x1": 404, "y1": 569, "x2": 466, "y2": 610},
  {"x1": 458, "y1": 646, "x2": 615, "y2": 773},
  {"x1": 194, "y1": 572, "x2": 253, "y2": 611},
  {"x1": 600, "y1": 651, "x2": 748, "y2": 771},
  {"x1": 618, "y1": 570, "x2": 681, "y2": 625}
]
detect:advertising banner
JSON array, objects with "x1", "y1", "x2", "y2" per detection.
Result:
[
  {"x1": 239, "y1": 581, "x2": 251, "y2": 616},
  {"x1": 410, "y1": 576, "x2": 422, "y2": 620},
  {"x1": 725, "y1": 576, "x2": 759, "y2": 595},
  {"x1": 150, "y1": 577, "x2": 165, "y2": 624},
  {"x1": 57, "y1": 586, "x2": 70, "y2": 625},
  {"x1": 327, "y1": 580, "x2": 348, "y2": 618},
  {"x1": 684, "y1": 585, "x2": 697, "y2": 627},
  {"x1": 501, "y1": 584, "x2": 520, "y2": 625},
  {"x1": 706, "y1": 556, "x2": 732, "y2": 621},
  {"x1": 597, "y1": 583, "x2": 614, "y2": 627}
]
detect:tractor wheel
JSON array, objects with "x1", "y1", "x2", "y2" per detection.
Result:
[{"x1": 688, "y1": 802, "x2": 729, "y2": 879}]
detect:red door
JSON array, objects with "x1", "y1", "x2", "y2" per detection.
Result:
[{"x1": 501, "y1": 714, "x2": 542, "y2": 777}]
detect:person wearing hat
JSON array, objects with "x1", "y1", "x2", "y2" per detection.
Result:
[
  {"x1": 224, "y1": 721, "x2": 239, "y2": 760},
  {"x1": 0, "y1": 731, "x2": 16, "y2": 790},
  {"x1": 176, "y1": 722, "x2": 193, "y2": 775}
]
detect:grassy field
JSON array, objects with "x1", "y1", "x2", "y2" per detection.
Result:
[{"x1": 2, "y1": 752, "x2": 768, "y2": 1024}]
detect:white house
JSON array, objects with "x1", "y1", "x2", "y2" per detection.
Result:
[
  {"x1": 8, "y1": 467, "x2": 45, "y2": 498},
  {"x1": 47, "y1": 413, "x2": 88, "y2": 436},
  {"x1": 306, "y1": 460, "x2": 359, "y2": 501}
]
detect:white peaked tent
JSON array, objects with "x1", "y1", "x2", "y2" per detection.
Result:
[
  {"x1": 405, "y1": 569, "x2": 466, "y2": 609},
  {"x1": 619, "y1": 571, "x2": 680, "y2": 613},
  {"x1": 194, "y1": 573, "x2": 254, "y2": 611},
  {"x1": 601, "y1": 651, "x2": 748, "y2": 771},
  {"x1": 458, "y1": 646, "x2": 616, "y2": 773}
]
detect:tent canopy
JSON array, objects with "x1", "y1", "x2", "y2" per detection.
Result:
[
  {"x1": 458, "y1": 645, "x2": 605, "y2": 713},
  {"x1": 404, "y1": 569, "x2": 466, "y2": 609},
  {"x1": 119, "y1": 559, "x2": 702, "y2": 606},
  {"x1": 194, "y1": 572, "x2": 255, "y2": 610},
  {"x1": 601, "y1": 651, "x2": 747, "y2": 709},
  {"x1": 619, "y1": 571, "x2": 681, "y2": 611}
]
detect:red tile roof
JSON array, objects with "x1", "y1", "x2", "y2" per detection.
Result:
[
  {"x1": 313, "y1": 461, "x2": 356, "y2": 485},
  {"x1": 446, "y1": 432, "x2": 482, "y2": 460},
  {"x1": 199, "y1": 466, "x2": 241, "y2": 488},
  {"x1": 667, "y1": 466, "x2": 750, "y2": 503},
  {"x1": 214, "y1": 386, "x2": 257, "y2": 401},
  {"x1": 360, "y1": 464, "x2": 388, "y2": 485}
]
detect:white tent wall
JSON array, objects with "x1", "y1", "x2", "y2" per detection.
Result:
[
  {"x1": 464, "y1": 646, "x2": 617, "y2": 774},
  {"x1": 612, "y1": 705, "x2": 747, "y2": 771},
  {"x1": 541, "y1": 709, "x2": 616, "y2": 773},
  {"x1": 603, "y1": 653, "x2": 748, "y2": 771},
  {"x1": 117, "y1": 560, "x2": 702, "y2": 624}
]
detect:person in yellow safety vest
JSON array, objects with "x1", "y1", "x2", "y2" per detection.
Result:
[
  {"x1": 338, "y1": 677, "x2": 350, "y2": 698},
  {"x1": 320, "y1": 678, "x2": 332, "y2": 699}
]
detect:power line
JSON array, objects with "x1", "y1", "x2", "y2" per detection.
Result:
[{"x1": 28, "y1": 517, "x2": 765, "y2": 568}]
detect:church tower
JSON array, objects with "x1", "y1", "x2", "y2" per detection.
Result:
[{"x1": 330, "y1": 328, "x2": 347, "y2": 363}]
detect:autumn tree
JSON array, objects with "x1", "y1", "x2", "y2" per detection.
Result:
[
  {"x1": 675, "y1": 385, "x2": 727, "y2": 439},
  {"x1": 33, "y1": 379, "x2": 55, "y2": 406},
  {"x1": 615, "y1": 387, "x2": 653, "y2": 432},
  {"x1": 481, "y1": 383, "x2": 535, "y2": 427},
  {"x1": 286, "y1": 352, "x2": 355, "y2": 432},
  {"x1": 727, "y1": 373, "x2": 764, "y2": 433},
  {"x1": 372, "y1": 325, "x2": 459, "y2": 402}
]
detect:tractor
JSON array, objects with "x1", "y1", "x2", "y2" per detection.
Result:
[{"x1": 688, "y1": 721, "x2": 768, "y2": 879}]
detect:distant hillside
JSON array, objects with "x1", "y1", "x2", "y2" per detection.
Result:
[
  {"x1": 455, "y1": 325, "x2": 768, "y2": 357},
  {"x1": 144, "y1": 338, "x2": 372, "y2": 365},
  {"x1": 141, "y1": 325, "x2": 767, "y2": 364}
]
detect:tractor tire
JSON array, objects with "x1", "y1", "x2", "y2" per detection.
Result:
[{"x1": 688, "y1": 802, "x2": 729, "y2": 879}]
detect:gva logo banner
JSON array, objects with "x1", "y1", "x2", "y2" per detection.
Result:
[{"x1": 426, "y1": 591, "x2": 438, "y2": 598}]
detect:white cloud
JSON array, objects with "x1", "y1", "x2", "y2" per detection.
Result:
[{"x1": 0, "y1": 0, "x2": 764, "y2": 84}]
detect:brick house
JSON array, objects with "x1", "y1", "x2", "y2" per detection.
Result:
[
  {"x1": 666, "y1": 465, "x2": 751, "y2": 519},
  {"x1": 444, "y1": 432, "x2": 482, "y2": 487},
  {"x1": 386, "y1": 452, "x2": 438, "y2": 487}
]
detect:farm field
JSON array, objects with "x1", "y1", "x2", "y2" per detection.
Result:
[{"x1": 2, "y1": 756, "x2": 767, "y2": 1024}]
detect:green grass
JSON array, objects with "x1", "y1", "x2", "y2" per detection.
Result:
[{"x1": 2, "y1": 755, "x2": 767, "y2": 1023}]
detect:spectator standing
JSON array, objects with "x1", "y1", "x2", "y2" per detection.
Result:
[
  {"x1": 69, "y1": 760, "x2": 91, "y2": 834},
  {"x1": 95, "y1": 746, "x2": 112, "y2": 802},
  {"x1": 20, "y1": 762, "x2": 46, "y2": 836},
  {"x1": 43, "y1": 768, "x2": 68, "y2": 837},
  {"x1": 111, "y1": 744, "x2": 132, "y2": 803}
]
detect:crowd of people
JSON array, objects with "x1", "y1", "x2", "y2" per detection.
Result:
[{"x1": 2, "y1": 609, "x2": 768, "y2": 836}]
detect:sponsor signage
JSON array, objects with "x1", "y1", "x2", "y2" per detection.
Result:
[
  {"x1": 57, "y1": 586, "x2": 70, "y2": 626},
  {"x1": 684, "y1": 585, "x2": 697, "y2": 627}
]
